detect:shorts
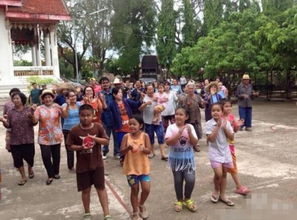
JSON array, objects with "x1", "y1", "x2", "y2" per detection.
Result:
[
  {"x1": 210, "y1": 160, "x2": 233, "y2": 169},
  {"x1": 76, "y1": 166, "x2": 105, "y2": 191},
  {"x1": 144, "y1": 123, "x2": 165, "y2": 145},
  {"x1": 11, "y1": 143, "x2": 35, "y2": 168},
  {"x1": 227, "y1": 145, "x2": 237, "y2": 174},
  {"x1": 127, "y1": 175, "x2": 151, "y2": 187}
]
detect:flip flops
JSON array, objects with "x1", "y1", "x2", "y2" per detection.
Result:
[
  {"x1": 161, "y1": 156, "x2": 168, "y2": 161},
  {"x1": 211, "y1": 193, "x2": 219, "y2": 203},
  {"x1": 235, "y1": 186, "x2": 250, "y2": 195},
  {"x1": 183, "y1": 199, "x2": 198, "y2": 212},
  {"x1": 46, "y1": 178, "x2": 53, "y2": 185},
  {"x1": 174, "y1": 201, "x2": 183, "y2": 212},
  {"x1": 29, "y1": 172, "x2": 34, "y2": 179},
  {"x1": 219, "y1": 198, "x2": 235, "y2": 206},
  {"x1": 18, "y1": 179, "x2": 27, "y2": 186},
  {"x1": 83, "y1": 213, "x2": 91, "y2": 220}
]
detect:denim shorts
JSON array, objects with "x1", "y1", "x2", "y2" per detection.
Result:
[
  {"x1": 144, "y1": 123, "x2": 165, "y2": 145},
  {"x1": 127, "y1": 175, "x2": 151, "y2": 187}
]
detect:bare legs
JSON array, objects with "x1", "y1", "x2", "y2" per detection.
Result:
[
  {"x1": 130, "y1": 181, "x2": 150, "y2": 216},
  {"x1": 81, "y1": 187, "x2": 110, "y2": 217}
]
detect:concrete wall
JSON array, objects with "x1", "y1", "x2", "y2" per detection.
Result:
[{"x1": 0, "y1": 9, "x2": 14, "y2": 85}]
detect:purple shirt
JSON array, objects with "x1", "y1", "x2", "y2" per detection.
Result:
[
  {"x1": 7, "y1": 107, "x2": 35, "y2": 145},
  {"x1": 3, "y1": 101, "x2": 14, "y2": 115}
]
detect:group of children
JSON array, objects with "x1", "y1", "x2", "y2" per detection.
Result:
[{"x1": 66, "y1": 97, "x2": 249, "y2": 220}]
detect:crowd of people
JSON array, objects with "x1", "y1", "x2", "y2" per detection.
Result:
[{"x1": 0, "y1": 74, "x2": 254, "y2": 220}]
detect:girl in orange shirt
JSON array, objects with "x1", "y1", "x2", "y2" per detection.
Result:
[{"x1": 121, "y1": 116, "x2": 152, "y2": 220}]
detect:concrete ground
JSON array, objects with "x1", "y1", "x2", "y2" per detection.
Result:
[{"x1": 1, "y1": 100, "x2": 297, "y2": 220}]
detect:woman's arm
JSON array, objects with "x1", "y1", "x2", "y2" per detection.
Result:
[
  {"x1": 98, "y1": 93, "x2": 107, "y2": 110},
  {"x1": 61, "y1": 104, "x2": 69, "y2": 118},
  {"x1": 0, "y1": 115, "x2": 10, "y2": 128},
  {"x1": 138, "y1": 101, "x2": 151, "y2": 111}
]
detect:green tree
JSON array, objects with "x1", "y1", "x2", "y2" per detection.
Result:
[
  {"x1": 181, "y1": 0, "x2": 202, "y2": 47},
  {"x1": 202, "y1": 0, "x2": 224, "y2": 34},
  {"x1": 111, "y1": 0, "x2": 157, "y2": 76},
  {"x1": 156, "y1": 0, "x2": 177, "y2": 71}
]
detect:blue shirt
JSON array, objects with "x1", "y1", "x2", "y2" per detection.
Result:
[
  {"x1": 54, "y1": 95, "x2": 66, "y2": 106},
  {"x1": 62, "y1": 103, "x2": 81, "y2": 131},
  {"x1": 171, "y1": 85, "x2": 182, "y2": 94},
  {"x1": 101, "y1": 89, "x2": 114, "y2": 127}
]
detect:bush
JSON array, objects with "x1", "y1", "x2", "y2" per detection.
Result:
[{"x1": 26, "y1": 76, "x2": 58, "y2": 91}]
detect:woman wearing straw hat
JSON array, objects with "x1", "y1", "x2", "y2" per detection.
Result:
[
  {"x1": 33, "y1": 89, "x2": 63, "y2": 185},
  {"x1": 236, "y1": 74, "x2": 253, "y2": 131}
]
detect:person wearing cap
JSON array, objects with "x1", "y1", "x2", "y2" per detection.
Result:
[
  {"x1": 204, "y1": 81, "x2": 223, "y2": 121},
  {"x1": 178, "y1": 81, "x2": 204, "y2": 152},
  {"x1": 236, "y1": 74, "x2": 253, "y2": 131},
  {"x1": 33, "y1": 89, "x2": 63, "y2": 185}
]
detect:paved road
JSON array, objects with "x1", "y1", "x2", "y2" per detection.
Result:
[{"x1": 1, "y1": 101, "x2": 297, "y2": 219}]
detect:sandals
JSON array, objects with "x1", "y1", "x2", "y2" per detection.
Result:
[
  {"x1": 219, "y1": 197, "x2": 235, "y2": 206},
  {"x1": 104, "y1": 215, "x2": 113, "y2": 220},
  {"x1": 183, "y1": 199, "x2": 198, "y2": 212},
  {"x1": 54, "y1": 174, "x2": 61, "y2": 179},
  {"x1": 139, "y1": 205, "x2": 149, "y2": 219},
  {"x1": 148, "y1": 153, "x2": 155, "y2": 159},
  {"x1": 83, "y1": 213, "x2": 91, "y2": 220},
  {"x1": 131, "y1": 213, "x2": 141, "y2": 220},
  {"x1": 211, "y1": 193, "x2": 219, "y2": 203},
  {"x1": 29, "y1": 172, "x2": 34, "y2": 179},
  {"x1": 235, "y1": 186, "x2": 250, "y2": 195},
  {"x1": 18, "y1": 179, "x2": 27, "y2": 186},
  {"x1": 194, "y1": 144, "x2": 200, "y2": 152},
  {"x1": 161, "y1": 156, "x2": 168, "y2": 161},
  {"x1": 174, "y1": 201, "x2": 183, "y2": 212},
  {"x1": 46, "y1": 178, "x2": 53, "y2": 185}
]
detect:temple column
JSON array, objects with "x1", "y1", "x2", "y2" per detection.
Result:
[
  {"x1": 50, "y1": 25, "x2": 60, "y2": 78},
  {"x1": 44, "y1": 30, "x2": 51, "y2": 66},
  {"x1": 0, "y1": 10, "x2": 14, "y2": 84},
  {"x1": 35, "y1": 26, "x2": 41, "y2": 72},
  {"x1": 31, "y1": 44, "x2": 37, "y2": 66}
]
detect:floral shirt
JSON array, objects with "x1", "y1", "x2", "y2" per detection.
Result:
[{"x1": 34, "y1": 104, "x2": 63, "y2": 145}]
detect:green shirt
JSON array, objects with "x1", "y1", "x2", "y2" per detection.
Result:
[{"x1": 30, "y1": 88, "x2": 41, "y2": 104}]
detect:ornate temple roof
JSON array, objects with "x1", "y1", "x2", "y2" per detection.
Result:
[{"x1": 4, "y1": 0, "x2": 71, "y2": 22}]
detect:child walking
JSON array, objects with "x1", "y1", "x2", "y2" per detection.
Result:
[
  {"x1": 205, "y1": 103, "x2": 235, "y2": 206},
  {"x1": 67, "y1": 104, "x2": 112, "y2": 220},
  {"x1": 222, "y1": 100, "x2": 250, "y2": 195},
  {"x1": 165, "y1": 108, "x2": 199, "y2": 212},
  {"x1": 121, "y1": 116, "x2": 152, "y2": 220},
  {"x1": 152, "y1": 83, "x2": 168, "y2": 124}
]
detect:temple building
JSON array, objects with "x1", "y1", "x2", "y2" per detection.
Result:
[{"x1": 0, "y1": 0, "x2": 70, "y2": 89}]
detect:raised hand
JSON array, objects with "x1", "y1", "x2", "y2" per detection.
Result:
[
  {"x1": 237, "y1": 119, "x2": 244, "y2": 127},
  {"x1": 221, "y1": 119, "x2": 227, "y2": 129},
  {"x1": 216, "y1": 118, "x2": 222, "y2": 128}
]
